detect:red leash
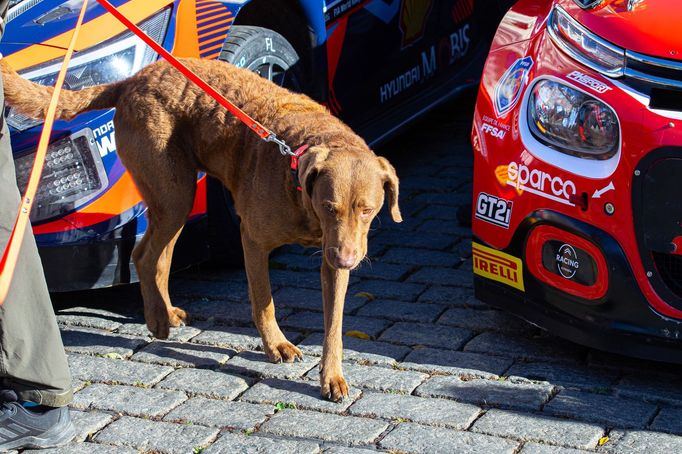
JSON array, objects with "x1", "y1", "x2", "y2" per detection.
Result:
[{"x1": 96, "y1": 0, "x2": 294, "y2": 156}]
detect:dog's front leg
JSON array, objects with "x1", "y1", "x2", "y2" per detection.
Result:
[
  {"x1": 242, "y1": 233, "x2": 303, "y2": 363},
  {"x1": 319, "y1": 260, "x2": 350, "y2": 402}
]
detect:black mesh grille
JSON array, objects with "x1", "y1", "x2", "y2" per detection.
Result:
[{"x1": 653, "y1": 252, "x2": 682, "y2": 299}]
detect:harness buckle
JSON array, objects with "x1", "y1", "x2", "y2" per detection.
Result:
[{"x1": 264, "y1": 134, "x2": 293, "y2": 156}]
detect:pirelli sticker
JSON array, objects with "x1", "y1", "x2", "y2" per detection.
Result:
[{"x1": 473, "y1": 242, "x2": 525, "y2": 291}]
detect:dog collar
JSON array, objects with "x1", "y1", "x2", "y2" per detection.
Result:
[{"x1": 290, "y1": 144, "x2": 310, "y2": 192}]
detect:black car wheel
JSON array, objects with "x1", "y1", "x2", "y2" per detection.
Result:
[{"x1": 207, "y1": 26, "x2": 303, "y2": 265}]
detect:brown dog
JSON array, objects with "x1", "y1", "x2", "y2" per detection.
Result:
[{"x1": 1, "y1": 58, "x2": 401, "y2": 401}]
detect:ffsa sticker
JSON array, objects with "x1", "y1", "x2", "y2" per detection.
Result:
[
  {"x1": 475, "y1": 192, "x2": 512, "y2": 228},
  {"x1": 493, "y1": 56, "x2": 533, "y2": 118}
]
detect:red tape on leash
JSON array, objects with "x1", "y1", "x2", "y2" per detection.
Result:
[
  {"x1": 0, "y1": 0, "x2": 90, "y2": 305},
  {"x1": 96, "y1": 0, "x2": 293, "y2": 154}
]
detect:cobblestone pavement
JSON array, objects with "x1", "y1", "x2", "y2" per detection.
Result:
[{"x1": 22, "y1": 100, "x2": 682, "y2": 453}]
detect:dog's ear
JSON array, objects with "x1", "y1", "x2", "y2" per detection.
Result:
[
  {"x1": 298, "y1": 146, "x2": 329, "y2": 200},
  {"x1": 376, "y1": 156, "x2": 402, "y2": 223}
]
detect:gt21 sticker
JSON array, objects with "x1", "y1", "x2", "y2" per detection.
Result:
[
  {"x1": 566, "y1": 71, "x2": 611, "y2": 94},
  {"x1": 476, "y1": 192, "x2": 512, "y2": 228},
  {"x1": 494, "y1": 56, "x2": 533, "y2": 118}
]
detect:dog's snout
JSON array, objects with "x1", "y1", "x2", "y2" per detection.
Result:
[{"x1": 326, "y1": 245, "x2": 357, "y2": 269}]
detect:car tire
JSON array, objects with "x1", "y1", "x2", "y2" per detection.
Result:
[{"x1": 207, "y1": 26, "x2": 304, "y2": 266}]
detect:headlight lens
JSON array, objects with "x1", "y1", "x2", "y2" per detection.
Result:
[
  {"x1": 548, "y1": 6, "x2": 625, "y2": 77},
  {"x1": 6, "y1": 7, "x2": 171, "y2": 131},
  {"x1": 528, "y1": 79, "x2": 619, "y2": 160}
]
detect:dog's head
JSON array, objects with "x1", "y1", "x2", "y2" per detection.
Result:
[{"x1": 299, "y1": 146, "x2": 402, "y2": 270}]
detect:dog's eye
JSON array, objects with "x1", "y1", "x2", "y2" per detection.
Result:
[
  {"x1": 361, "y1": 208, "x2": 374, "y2": 217},
  {"x1": 323, "y1": 202, "x2": 336, "y2": 214}
]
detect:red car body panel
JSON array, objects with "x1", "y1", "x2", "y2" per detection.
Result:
[{"x1": 472, "y1": 0, "x2": 682, "y2": 360}]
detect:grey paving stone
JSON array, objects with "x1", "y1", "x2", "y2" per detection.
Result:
[
  {"x1": 381, "y1": 248, "x2": 462, "y2": 267},
  {"x1": 190, "y1": 324, "x2": 301, "y2": 351},
  {"x1": 60, "y1": 327, "x2": 148, "y2": 358},
  {"x1": 400, "y1": 347, "x2": 512, "y2": 378},
  {"x1": 348, "y1": 279, "x2": 426, "y2": 302},
  {"x1": 270, "y1": 252, "x2": 322, "y2": 271},
  {"x1": 650, "y1": 406, "x2": 682, "y2": 434},
  {"x1": 472, "y1": 409, "x2": 604, "y2": 449},
  {"x1": 57, "y1": 307, "x2": 134, "y2": 331},
  {"x1": 603, "y1": 429, "x2": 682, "y2": 453},
  {"x1": 221, "y1": 351, "x2": 318, "y2": 379},
  {"x1": 372, "y1": 229, "x2": 456, "y2": 251},
  {"x1": 356, "y1": 300, "x2": 446, "y2": 323},
  {"x1": 170, "y1": 279, "x2": 249, "y2": 302},
  {"x1": 131, "y1": 340, "x2": 234, "y2": 368},
  {"x1": 304, "y1": 362, "x2": 427, "y2": 394},
  {"x1": 280, "y1": 311, "x2": 391, "y2": 338},
  {"x1": 273, "y1": 286, "x2": 367, "y2": 313},
  {"x1": 418, "y1": 204, "x2": 458, "y2": 221},
  {"x1": 269, "y1": 269, "x2": 360, "y2": 289},
  {"x1": 349, "y1": 392, "x2": 481, "y2": 429},
  {"x1": 73, "y1": 383, "x2": 186, "y2": 418},
  {"x1": 115, "y1": 322, "x2": 202, "y2": 342},
  {"x1": 179, "y1": 299, "x2": 264, "y2": 325},
  {"x1": 155, "y1": 367, "x2": 250, "y2": 400},
  {"x1": 204, "y1": 432, "x2": 320, "y2": 454},
  {"x1": 379, "y1": 422, "x2": 519, "y2": 454},
  {"x1": 67, "y1": 353, "x2": 173, "y2": 386},
  {"x1": 23, "y1": 443, "x2": 138, "y2": 454},
  {"x1": 163, "y1": 397, "x2": 273, "y2": 429},
  {"x1": 415, "y1": 375, "x2": 555, "y2": 411},
  {"x1": 379, "y1": 322, "x2": 474, "y2": 350},
  {"x1": 418, "y1": 285, "x2": 481, "y2": 307},
  {"x1": 410, "y1": 191, "x2": 462, "y2": 207},
  {"x1": 70, "y1": 410, "x2": 113, "y2": 443},
  {"x1": 543, "y1": 389, "x2": 658, "y2": 429},
  {"x1": 464, "y1": 332, "x2": 585, "y2": 363},
  {"x1": 95, "y1": 415, "x2": 219, "y2": 454},
  {"x1": 298, "y1": 332, "x2": 411, "y2": 365},
  {"x1": 352, "y1": 261, "x2": 414, "y2": 281},
  {"x1": 520, "y1": 443, "x2": 593, "y2": 454},
  {"x1": 507, "y1": 362, "x2": 618, "y2": 391},
  {"x1": 260, "y1": 409, "x2": 388, "y2": 446},
  {"x1": 437, "y1": 308, "x2": 534, "y2": 333},
  {"x1": 616, "y1": 374, "x2": 682, "y2": 406},
  {"x1": 178, "y1": 267, "x2": 247, "y2": 283},
  {"x1": 240, "y1": 378, "x2": 361, "y2": 413},
  {"x1": 417, "y1": 219, "x2": 459, "y2": 234},
  {"x1": 323, "y1": 448, "x2": 379, "y2": 454},
  {"x1": 407, "y1": 267, "x2": 472, "y2": 287}
]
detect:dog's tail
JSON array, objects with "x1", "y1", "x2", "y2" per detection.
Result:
[{"x1": 1, "y1": 59, "x2": 121, "y2": 121}]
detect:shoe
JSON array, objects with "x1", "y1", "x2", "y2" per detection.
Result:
[{"x1": 0, "y1": 390, "x2": 75, "y2": 451}]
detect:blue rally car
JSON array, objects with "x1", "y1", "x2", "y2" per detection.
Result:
[{"x1": 2, "y1": 0, "x2": 513, "y2": 291}]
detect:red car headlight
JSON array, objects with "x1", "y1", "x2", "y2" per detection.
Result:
[{"x1": 528, "y1": 79, "x2": 619, "y2": 160}]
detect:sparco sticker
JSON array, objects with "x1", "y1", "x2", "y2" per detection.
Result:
[
  {"x1": 476, "y1": 192, "x2": 512, "y2": 228},
  {"x1": 493, "y1": 56, "x2": 534, "y2": 118},
  {"x1": 506, "y1": 161, "x2": 577, "y2": 206},
  {"x1": 566, "y1": 71, "x2": 611, "y2": 94}
]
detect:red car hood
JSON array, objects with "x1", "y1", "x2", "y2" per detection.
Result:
[{"x1": 558, "y1": 0, "x2": 682, "y2": 61}]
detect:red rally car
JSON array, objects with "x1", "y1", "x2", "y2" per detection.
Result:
[{"x1": 471, "y1": 0, "x2": 682, "y2": 362}]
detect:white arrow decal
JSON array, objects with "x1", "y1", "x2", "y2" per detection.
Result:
[{"x1": 592, "y1": 181, "x2": 615, "y2": 199}]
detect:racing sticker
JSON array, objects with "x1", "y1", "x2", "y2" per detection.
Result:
[
  {"x1": 541, "y1": 240, "x2": 598, "y2": 286},
  {"x1": 493, "y1": 56, "x2": 534, "y2": 118},
  {"x1": 473, "y1": 242, "x2": 525, "y2": 291},
  {"x1": 475, "y1": 192, "x2": 512, "y2": 228},
  {"x1": 566, "y1": 71, "x2": 611, "y2": 94}
]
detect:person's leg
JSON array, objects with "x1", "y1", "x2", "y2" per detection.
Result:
[{"x1": 0, "y1": 75, "x2": 75, "y2": 450}]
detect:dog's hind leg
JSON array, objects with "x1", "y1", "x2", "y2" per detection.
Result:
[
  {"x1": 125, "y1": 146, "x2": 197, "y2": 339},
  {"x1": 241, "y1": 232, "x2": 303, "y2": 363}
]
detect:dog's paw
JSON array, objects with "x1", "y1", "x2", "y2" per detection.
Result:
[
  {"x1": 169, "y1": 306, "x2": 190, "y2": 327},
  {"x1": 320, "y1": 373, "x2": 349, "y2": 402},
  {"x1": 265, "y1": 341, "x2": 303, "y2": 363}
]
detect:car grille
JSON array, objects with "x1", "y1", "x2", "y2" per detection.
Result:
[
  {"x1": 632, "y1": 150, "x2": 682, "y2": 309},
  {"x1": 624, "y1": 51, "x2": 682, "y2": 110}
]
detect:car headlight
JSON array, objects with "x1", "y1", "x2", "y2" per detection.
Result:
[
  {"x1": 528, "y1": 79, "x2": 619, "y2": 160},
  {"x1": 548, "y1": 6, "x2": 625, "y2": 77},
  {"x1": 6, "y1": 7, "x2": 171, "y2": 131}
]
